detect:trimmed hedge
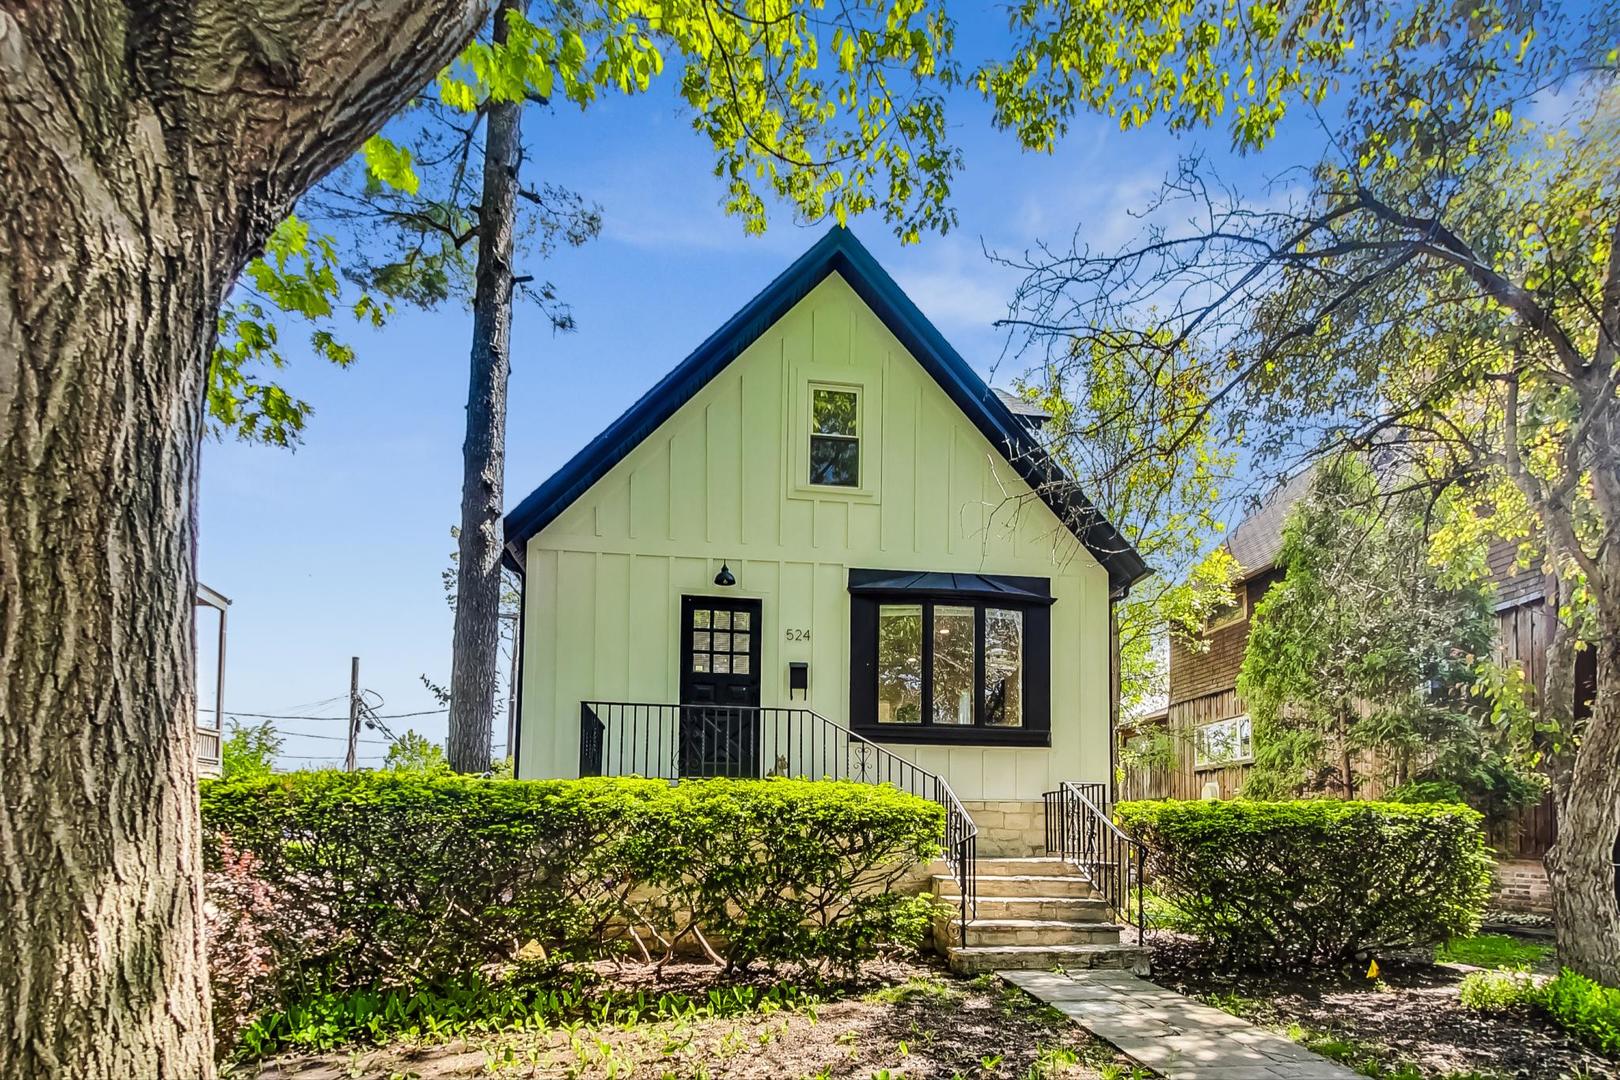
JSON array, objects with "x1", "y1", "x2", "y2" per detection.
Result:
[
  {"x1": 200, "y1": 774, "x2": 941, "y2": 1043},
  {"x1": 1115, "y1": 799, "x2": 1493, "y2": 967}
]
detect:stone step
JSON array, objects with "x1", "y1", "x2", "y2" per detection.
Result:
[
  {"x1": 971, "y1": 857, "x2": 1085, "y2": 877},
  {"x1": 945, "y1": 918, "x2": 1122, "y2": 948},
  {"x1": 934, "y1": 895, "x2": 1112, "y2": 922},
  {"x1": 946, "y1": 942, "x2": 1152, "y2": 976},
  {"x1": 934, "y1": 873, "x2": 1098, "y2": 899}
]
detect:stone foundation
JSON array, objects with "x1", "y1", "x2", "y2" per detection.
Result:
[
  {"x1": 1492, "y1": 858, "x2": 1552, "y2": 914},
  {"x1": 962, "y1": 800, "x2": 1049, "y2": 857}
]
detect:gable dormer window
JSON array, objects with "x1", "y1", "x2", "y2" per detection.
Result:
[{"x1": 809, "y1": 386, "x2": 860, "y2": 487}]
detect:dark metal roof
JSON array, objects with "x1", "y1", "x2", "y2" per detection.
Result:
[
  {"x1": 847, "y1": 570, "x2": 1054, "y2": 604},
  {"x1": 502, "y1": 226, "x2": 1151, "y2": 593}
]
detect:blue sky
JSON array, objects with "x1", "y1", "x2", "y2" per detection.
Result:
[{"x1": 198, "y1": 12, "x2": 1330, "y2": 767}]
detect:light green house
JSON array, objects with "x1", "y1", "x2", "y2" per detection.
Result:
[{"x1": 502, "y1": 227, "x2": 1148, "y2": 862}]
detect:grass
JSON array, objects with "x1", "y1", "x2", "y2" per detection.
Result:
[{"x1": 1435, "y1": 934, "x2": 1552, "y2": 969}]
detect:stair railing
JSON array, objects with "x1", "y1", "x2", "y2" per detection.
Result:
[
  {"x1": 580, "y1": 701, "x2": 977, "y2": 942},
  {"x1": 1043, "y1": 780, "x2": 1144, "y2": 939}
]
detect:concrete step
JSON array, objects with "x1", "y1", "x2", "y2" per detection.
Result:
[
  {"x1": 944, "y1": 918, "x2": 1122, "y2": 948},
  {"x1": 971, "y1": 857, "x2": 1085, "y2": 877},
  {"x1": 934, "y1": 873, "x2": 1098, "y2": 899},
  {"x1": 934, "y1": 895, "x2": 1111, "y2": 922},
  {"x1": 946, "y1": 942, "x2": 1151, "y2": 976}
]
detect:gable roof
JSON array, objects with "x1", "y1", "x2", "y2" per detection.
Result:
[{"x1": 502, "y1": 226, "x2": 1150, "y2": 593}]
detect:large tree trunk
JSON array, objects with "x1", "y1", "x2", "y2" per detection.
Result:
[
  {"x1": 1548, "y1": 590, "x2": 1620, "y2": 985},
  {"x1": 1, "y1": 1, "x2": 490, "y2": 1073},
  {"x1": 0, "y1": 161, "x2": 219, "y2": 1078},
  {"x1": 448, "y1": 0, "x2": 524, "y2": 774}
]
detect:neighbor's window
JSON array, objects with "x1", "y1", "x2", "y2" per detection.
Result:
[
  {"x1": 1194, "y1": 714, "x2": 1253, "y2": 768},
  {"x1": 873, "y1": 602, "x2": 1025, "y2": 730},
  {"x1": 1206, "y1": 590, "x2": 1247, "y2": 633},
  {"x1": 810, "y1": 386, "x2": 859, "y2": 487},
  {"x1": 876, "y1": 604, "x2": 923, "y2": 724}
]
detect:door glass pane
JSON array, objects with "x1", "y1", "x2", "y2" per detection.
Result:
[
  {"x1": 692, "y1": 653, "x2": 710, "y2": 673},
  {"x1": 694, "y1": 610, "x2": 710, "y2": 628},
  {"x1": 733, "y1": 655, "x2": 750, "y2": 675},
  {"x1": 734, "y1": 611, "x2": 750, "y2": 630},
  {"x1": 733, "y1": 632, "x2": 750, "y2": 654},
  {"x1": 932, "y1": 605, "x2": 975, "y2": 725},
  {"x1": 712, "y1": 653, "x2": 731, "y2": 674},
  {"x1": 984, "y1": 608, "x2": 1023, "y2": 727},
  {"x1": 713, "y1": 611, "x2": 731, "y2": 630},
  {"x1": 711, "y1": 632, "x2": 731, "y2": 653},
  {"x1": 877, "y1": 604, "x2": 923, "y2": 724},
  {"x1": 693, "y1": 631, "x2": 711, "y2": 652}
]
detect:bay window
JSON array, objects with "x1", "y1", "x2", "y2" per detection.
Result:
[{"x1": 849, "y1": 570, "x2": 1051, "y2": 746}]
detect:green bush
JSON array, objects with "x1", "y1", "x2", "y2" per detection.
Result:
[
  {"x1": 1115, "y1": 799, "x2": 1493, "y2": 967},
  {"x1": 1458, "y1": 967, "x2": 1540, "y2": 1011},
  {"x1": 1543, "y1": 968, "x2": 1620, "y2": 1056},
  {"x1": 201, "y1": 773, "x2": 941, "y2": 1041}
]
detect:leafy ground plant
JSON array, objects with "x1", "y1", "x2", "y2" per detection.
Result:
[{"x1": 239, "y1": 962, "x2": 1144, "y2": 1079}]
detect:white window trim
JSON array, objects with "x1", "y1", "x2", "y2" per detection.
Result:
[
  {"x1": 1194, "y1": 713, "x2": 1253, "y2": 770},
  {"x1": 1206, "y1": 589, "x2": 1248, "y2": 633},
  {"x1": 808, "y1": 383, "x2": 861, "y2": 489}
]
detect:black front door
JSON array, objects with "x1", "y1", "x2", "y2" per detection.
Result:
[{"x1": 678, "y1": 595, "x2": 763, "y2": 777}]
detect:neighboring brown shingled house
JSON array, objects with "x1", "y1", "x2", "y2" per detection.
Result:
[{"x1": 1119, "y1": 470, "x2": 1577, "y2": 864}]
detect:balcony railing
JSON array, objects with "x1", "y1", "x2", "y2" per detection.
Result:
[
  {"x1": 1043, "y1": 780, "x2": 1144, "y2": 939},
  {"x1": 581, "y1": 701, "x2": 976, "y2": 939}
]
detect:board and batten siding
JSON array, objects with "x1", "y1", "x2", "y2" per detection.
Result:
[{"x1": 518, "y1": 272, "x2": 1114, "y2": 800}]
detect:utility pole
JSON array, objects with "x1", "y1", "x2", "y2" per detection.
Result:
[{"x1": 345, "y1": 656, "x2": 360, "y2": 772}]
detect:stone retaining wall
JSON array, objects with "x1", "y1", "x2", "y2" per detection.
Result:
[{"x1": 963, "y1": 800, "x2": 1048, "y2": 857}]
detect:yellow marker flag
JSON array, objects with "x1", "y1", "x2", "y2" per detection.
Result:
[{"x1": 1367, "y1": 958, "x2": 1380, "y2": 979}]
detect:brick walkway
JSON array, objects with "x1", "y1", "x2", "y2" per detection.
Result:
[{"x1": 1000, "y1": 969, "x2": 1361, "y2": 1080}]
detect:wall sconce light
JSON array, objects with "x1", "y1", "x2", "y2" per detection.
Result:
[
  {"x1": 713, "y1": 562, "x2": 736, "y2": 587},
  {"x1": 788, "y1": 662, "x2": 809, "y2": 699}
]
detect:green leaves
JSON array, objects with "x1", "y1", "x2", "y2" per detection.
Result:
[
  {"x1": 211, "y1": 213, "x2": 390, "y2": 447},
  {"x1": 361, "y1": 135, "x2": 421, "y2": 194},
  {"x1": 1117, "y1": 797, "x2": 1494, "y2": 966}
]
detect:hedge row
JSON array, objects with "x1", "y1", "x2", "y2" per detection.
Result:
[
  {"x1": 200, "y1": 774, "x2": 942, "y2": 1045},
  {"x1": 1116, "y1": 798, "x2": 1493, "y2": 967}
]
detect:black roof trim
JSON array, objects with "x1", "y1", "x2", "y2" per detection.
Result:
[
  {"x1": 848, "y1": 569, "x2": 1056, "y2": 605},
  {"x1": 502, "y1": 227, "x2": 1150, "y2": 592}
]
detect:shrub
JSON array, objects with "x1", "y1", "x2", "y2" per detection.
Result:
[
  {"x1": 200, "y1": 773, "x2": 942, "y2": 1018},
  {"x1": 1542, "y1": 968, "x2": 1620, "y2": 1056},
  {"x1": 645, "y1": 779, "x2": 941, "y2": 973},
  {"x1": 1458, "y1": 967, "x2": 1540, "y2": 1011},
  {"x1": 1115, "y1": 799, "x2": 1493, "y2": 967}
]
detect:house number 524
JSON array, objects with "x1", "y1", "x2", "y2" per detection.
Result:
[{"x1": 784, "y1": 628, "x2": 812, "y2": 641}]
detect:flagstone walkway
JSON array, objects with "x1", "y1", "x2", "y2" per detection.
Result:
[{"x1": 1000, "y1": 969, "x2": 1361, "y2": 1080}]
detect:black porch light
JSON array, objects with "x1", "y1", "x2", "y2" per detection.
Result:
[{"x1": 713, "y1": 562, "x2": 736, "y2": 587}]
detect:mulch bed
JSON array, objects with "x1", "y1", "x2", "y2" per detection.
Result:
[
  {"x1": 1149, "y1": 935, "x2": 1617, "y2": 1080},
  {"x1": 245, "y1": 958, "x2": 1142, "y2": 1080}
]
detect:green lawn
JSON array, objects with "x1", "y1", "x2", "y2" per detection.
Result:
[{"x1": 1434, "y1": 934, "x2": 1552, "y2": 969}]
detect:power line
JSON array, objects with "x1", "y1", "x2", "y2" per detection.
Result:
[{"x1": 201, "y1": 707, "x2": 448, "y2": 721}]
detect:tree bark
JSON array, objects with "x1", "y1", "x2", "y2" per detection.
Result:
[
  {"x1": 448, "y1": 0, "x2": 524, "y2": 774},
  {"x1": 1, "y1": 1, "x2": 490, "y2": 1073},
  {"x1": 1547, "y1": 577, "x2": 1620, "y2": 985}
]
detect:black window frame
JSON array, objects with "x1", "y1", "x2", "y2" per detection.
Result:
[{"x1": 848, "y1": 570, "x2": 1052, "y2": 747}]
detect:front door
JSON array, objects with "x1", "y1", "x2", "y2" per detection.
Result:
[{"x1": 678, "y1": 595, "x2": 763, "y2": 777}]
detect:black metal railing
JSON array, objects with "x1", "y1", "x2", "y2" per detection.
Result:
[
  {"x1": 1043, "y1": 780, "x2": 1144, "y2": 938},
  {"x1": 580, "y1": 701, "x2": 977, "y2": 940}
]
